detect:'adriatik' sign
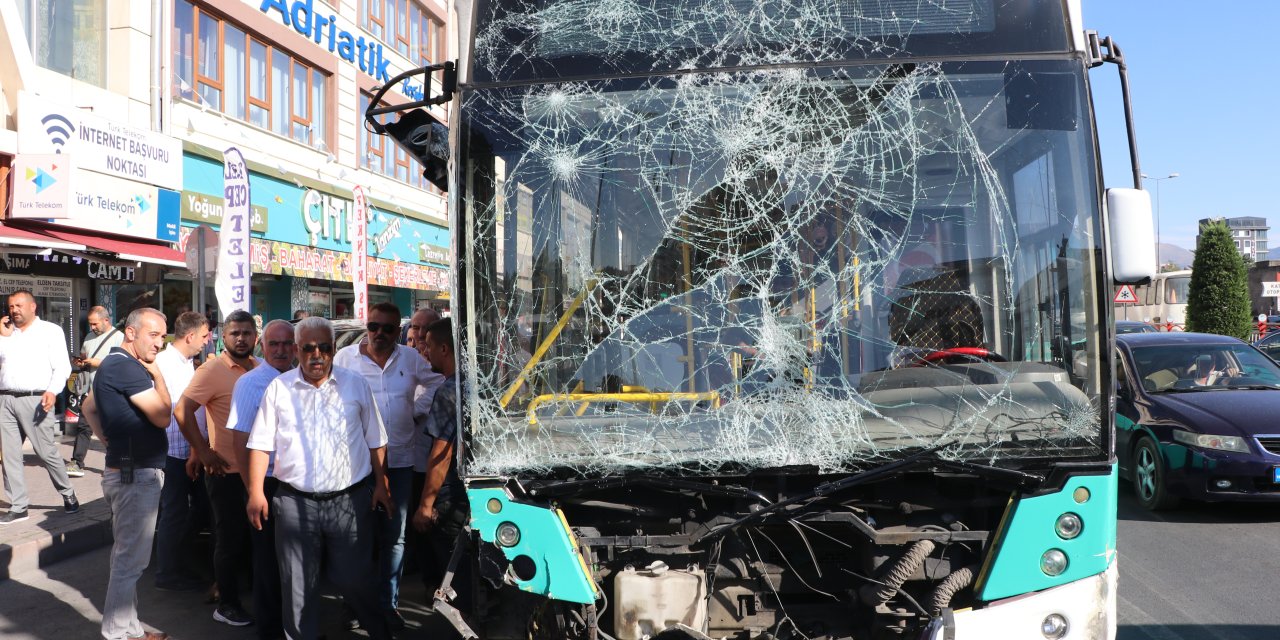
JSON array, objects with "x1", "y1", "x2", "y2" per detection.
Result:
[{"x1": 259, "y1": 0, "x2": 427, "y2": 99}]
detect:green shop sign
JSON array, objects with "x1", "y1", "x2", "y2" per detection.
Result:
[{"x1": 181, "y1": 190, "x2": 269, "y2": 233}]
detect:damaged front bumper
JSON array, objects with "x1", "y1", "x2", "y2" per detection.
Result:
[{"x1": 925, "y1": 561, "x2": 1117, "y2": 640}]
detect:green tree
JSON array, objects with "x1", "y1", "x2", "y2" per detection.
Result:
[{"x1": 1185, "y1": 221, "x2": 1252, "y2": 338}]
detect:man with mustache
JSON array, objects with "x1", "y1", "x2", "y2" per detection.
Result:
[
  {"x1": 81, "y1": 308, "x2": 174, "y2": 640},
  {"x1": 176, "y1": 309, "x2": 260, "y2": 628},
  {"x1": 246, "y1": 316, "x2": 392, "y2": 640},
  {"x1": 0, "y1": 289, "x2": 78, "y2": 524}
]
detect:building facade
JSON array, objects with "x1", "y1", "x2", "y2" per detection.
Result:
[
  {"x1": 1198, "y1": 216, "x2": 1269, "y2": 264},
  {"x1": 1, "y1": 0, "x2": 451, "y2": 353}
]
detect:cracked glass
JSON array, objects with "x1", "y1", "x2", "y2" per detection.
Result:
[{"x1": 457, "y1": 0, "x2": 1105, "y2": 478}]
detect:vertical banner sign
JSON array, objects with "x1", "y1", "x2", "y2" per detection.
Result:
[
  {"x1": 352, "y1": 185, "x2": 370, "y2": 323},
  {"x1": 216, "y1": 148, "x2": 251, "y2": 319}
]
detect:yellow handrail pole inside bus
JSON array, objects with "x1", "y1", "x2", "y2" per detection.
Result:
[
  {"x1": 527, "y1": 391, "x2": 721, "y2": 425},
  {"x1": 499, "y1": 279, "x2": 598, "y2": 409}
]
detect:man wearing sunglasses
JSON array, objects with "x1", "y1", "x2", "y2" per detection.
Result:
[
  {"x1": 245, "y1": 316, "x2": 392, "y2": 640},
  {"x1": 333, "y1": 302, "x2": 443, "y2": 630}
]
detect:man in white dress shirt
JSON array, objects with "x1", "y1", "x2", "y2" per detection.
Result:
[
  {"x1": 246, "y1": 316, "x2": 393, "y2": 640},
  {"x1": 0, "y1": 290, "x2": 77, "y2": 524},
  {"x1": 333, "y1": 302, "x2": 443, "y2": 628},
  {"x1": 152, "y1": 311, "x2": 211, "y2": 591}
]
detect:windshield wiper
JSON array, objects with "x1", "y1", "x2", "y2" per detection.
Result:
[
  {"x1": 1220, "y1": 384, "x2": 1280, "y2": 390},
  {"x1": 695, "y1": 448, "x2": 1042, "y2": 544}
]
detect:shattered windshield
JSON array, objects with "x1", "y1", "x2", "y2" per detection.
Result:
[
  {"x1": 457, "y1": 1, "x2": 1104, "y2": 478},
  {"x1": 470, "y1": 0, "x2": 1071, "y2": 83}
]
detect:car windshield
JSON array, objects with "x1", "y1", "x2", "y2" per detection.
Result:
[
  {"x1": 1117, "y1": 322, "x2": 1156, "y2": 335},
  {"x1": 1130, "y1": 343, "x2": 1280, "y2": 393}
]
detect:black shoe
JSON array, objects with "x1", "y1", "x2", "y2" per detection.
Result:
[
  {"x1": 0, "y1": 510, "x2": 28, "y2": 525},
  {"x1": 342, "y1": 604, "x2": 360, "y2": 630},
  {"x1": 213, "y1": 605, "x2": 254, "y2": 627},
  {"x1": 385, "y1": 609, "x2": 406, "y2": 632},
  {"x1": 64, "y1": 494, "x2": 80, "y2": 514}
]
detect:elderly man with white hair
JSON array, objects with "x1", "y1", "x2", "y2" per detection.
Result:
[{"x1": 245, "y1": 316, "x2": 392, "y2": 640}]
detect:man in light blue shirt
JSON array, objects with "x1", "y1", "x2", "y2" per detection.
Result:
[{"x1": 227, "y1": 319, "x2": 295, "y2": 640}]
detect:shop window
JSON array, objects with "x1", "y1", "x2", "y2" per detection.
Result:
[
  {"x1": 17, "y1": 0, "x2": 107, "y2": 87},
  {"x1": 174, "y1": 0, "x2": 330, "y2": 150}
]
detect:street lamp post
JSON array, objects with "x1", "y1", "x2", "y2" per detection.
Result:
[{"x1": 1141, "y1": 172, "x2": 1180, "y2": 269}]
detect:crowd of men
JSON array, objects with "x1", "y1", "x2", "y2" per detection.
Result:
[{"x1": 0, "y1": 290, "x2": 462, "y2": 640}]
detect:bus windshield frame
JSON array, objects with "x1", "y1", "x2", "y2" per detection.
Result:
[{"x1": 456, "y1": 57, "x2": 1111, "y2": 480}]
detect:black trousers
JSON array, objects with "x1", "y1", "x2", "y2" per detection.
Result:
[
  {"x1": 70, "y1": 418, "x2": 92, "y2": 465},
  {"x1": 251, "y1": 477, "x2": 283, "y2": 639},
  {"x1": 205, "y1": 472, "x2": 251, "y2": 610}
]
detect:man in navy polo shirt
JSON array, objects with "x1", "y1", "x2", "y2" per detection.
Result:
[{"x1": 83, "y1": 308, "x2": 174, "y2": 640}]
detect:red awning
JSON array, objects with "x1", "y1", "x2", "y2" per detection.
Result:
[
  {"x1": 38, "y1": 228, "x2": 186, "y2": 268},
  {"x1": 0, "y1": 223, "x2": 86, "y2": 252}
]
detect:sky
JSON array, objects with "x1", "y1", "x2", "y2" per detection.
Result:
[{"x1": 1085, "y1": 2, "x2": 1280, "y2": 252}]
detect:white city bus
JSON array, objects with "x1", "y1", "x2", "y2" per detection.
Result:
[{"x1": 1115, "y1": 270, "x2": 1190, "y2": 330}]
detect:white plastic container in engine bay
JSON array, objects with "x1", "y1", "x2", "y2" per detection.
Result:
[{"x1": 613, "y1": 561, "x2": 709, "y2": 639}]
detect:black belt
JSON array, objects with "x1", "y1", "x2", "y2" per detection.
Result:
[
  {"x1": 282, "y1": 474, "x2": 371, "y2": 501},
  {"x1": 0, "y1": 390, "x2": 43, "y2": 397}
]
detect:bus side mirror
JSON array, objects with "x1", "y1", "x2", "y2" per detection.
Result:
[
  {"x1": 383, "y1": 109, "x2": 450, "y2": 192},
  {"x1": 1107, "y1": 188, "x2": 1156, "y2": 283}
]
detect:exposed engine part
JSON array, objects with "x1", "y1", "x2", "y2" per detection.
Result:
[
  {"x1": 613, "y1": 561, "x2": 708, "y2": 640},
  {"x1": 928, "y1": 564, "x2": 978, "y2": 615},
  {"x1": 859, "y1": 540, "x2": 936, "y2": 606}
]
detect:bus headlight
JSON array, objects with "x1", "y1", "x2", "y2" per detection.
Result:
[
  {"x1": 496, "y1": 522, "x2": 521, "y2": 547},
  {"x1": 1055, "y1": 513, "x2": 1083, "y2": 540},
  {"x1": 1040, "y1": 549, "x2": 1068, "y2": 576},
  {"x1": 1041, "y1": 613, "x2": 1069, "y2": 639}
]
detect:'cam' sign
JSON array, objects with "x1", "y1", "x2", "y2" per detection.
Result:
[{"x1": 260, "y1": 0, "x2": 425, "y2": 99}]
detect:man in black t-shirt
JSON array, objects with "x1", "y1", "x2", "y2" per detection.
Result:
[{"x1": 82, "y1": 308, "x2": 174, "y2": 640}]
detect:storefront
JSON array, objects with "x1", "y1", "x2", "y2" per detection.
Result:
[
  {"x1": 175, "y1": 147, "x2": 449, "y2": 323},
  {"x1": 5, "y1": 92, "x2": 185, "y2": 348}
]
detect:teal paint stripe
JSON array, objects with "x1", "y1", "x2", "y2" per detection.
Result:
[
  {"x1": 467, "y1": 488, "x2": 599, "y2": 604},
  {"x1": 977, "y1": 465, "x2": 1118, "y2": 601}
]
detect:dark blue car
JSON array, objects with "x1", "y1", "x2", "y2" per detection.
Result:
[{"x1": 1116, "y1": 332, "x2": 1280, "y2": 510}]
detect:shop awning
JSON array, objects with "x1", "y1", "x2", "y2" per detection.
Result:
[
  {"x1": 0, "y1": 223, "x2": 86, "y2": 252},
  {"x1": 37, "y1": 228, "x2": 187, "y2": 269}
]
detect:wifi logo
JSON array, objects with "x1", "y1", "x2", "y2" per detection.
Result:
[{"x1": 41, "y1": 114, "x2": 75, "y2": 153}]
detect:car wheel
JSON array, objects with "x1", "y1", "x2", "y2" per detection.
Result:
[{"x1": 1133, "y1": 437, "x2": 1179, "y2": 510}]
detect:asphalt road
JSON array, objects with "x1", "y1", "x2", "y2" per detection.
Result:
[
  {"x1": 1116, "y1": 482, "x2": 1280, "y2": 640},
  {"x1": 2, "y1": 484, "x2": 1278, "y2": 639}
]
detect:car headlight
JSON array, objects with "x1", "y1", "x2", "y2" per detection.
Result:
[{"x1": 1172, "y1": 430, "x2": 1251, "y2": 453}]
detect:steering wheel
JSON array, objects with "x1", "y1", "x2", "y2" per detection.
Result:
[{"x1": 914, "y1": 347, "x2": 1008, "y2": 366}]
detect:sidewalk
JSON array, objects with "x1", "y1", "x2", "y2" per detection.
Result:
[{"x1": 0, "y1": 429, "x2": 113, "y2": 581}]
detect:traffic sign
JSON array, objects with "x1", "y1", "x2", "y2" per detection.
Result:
[
  {"x1": 1114, "y1": 285, "x2": 1139, "y2": 304},
  {"x1": 1264, "y1": 282, "x2": 1280, "y2": 298}
]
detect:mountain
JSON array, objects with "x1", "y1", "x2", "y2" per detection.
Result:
[{"x1": 1157, "y1": 243, "x2": 1194, "y2": 270}]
